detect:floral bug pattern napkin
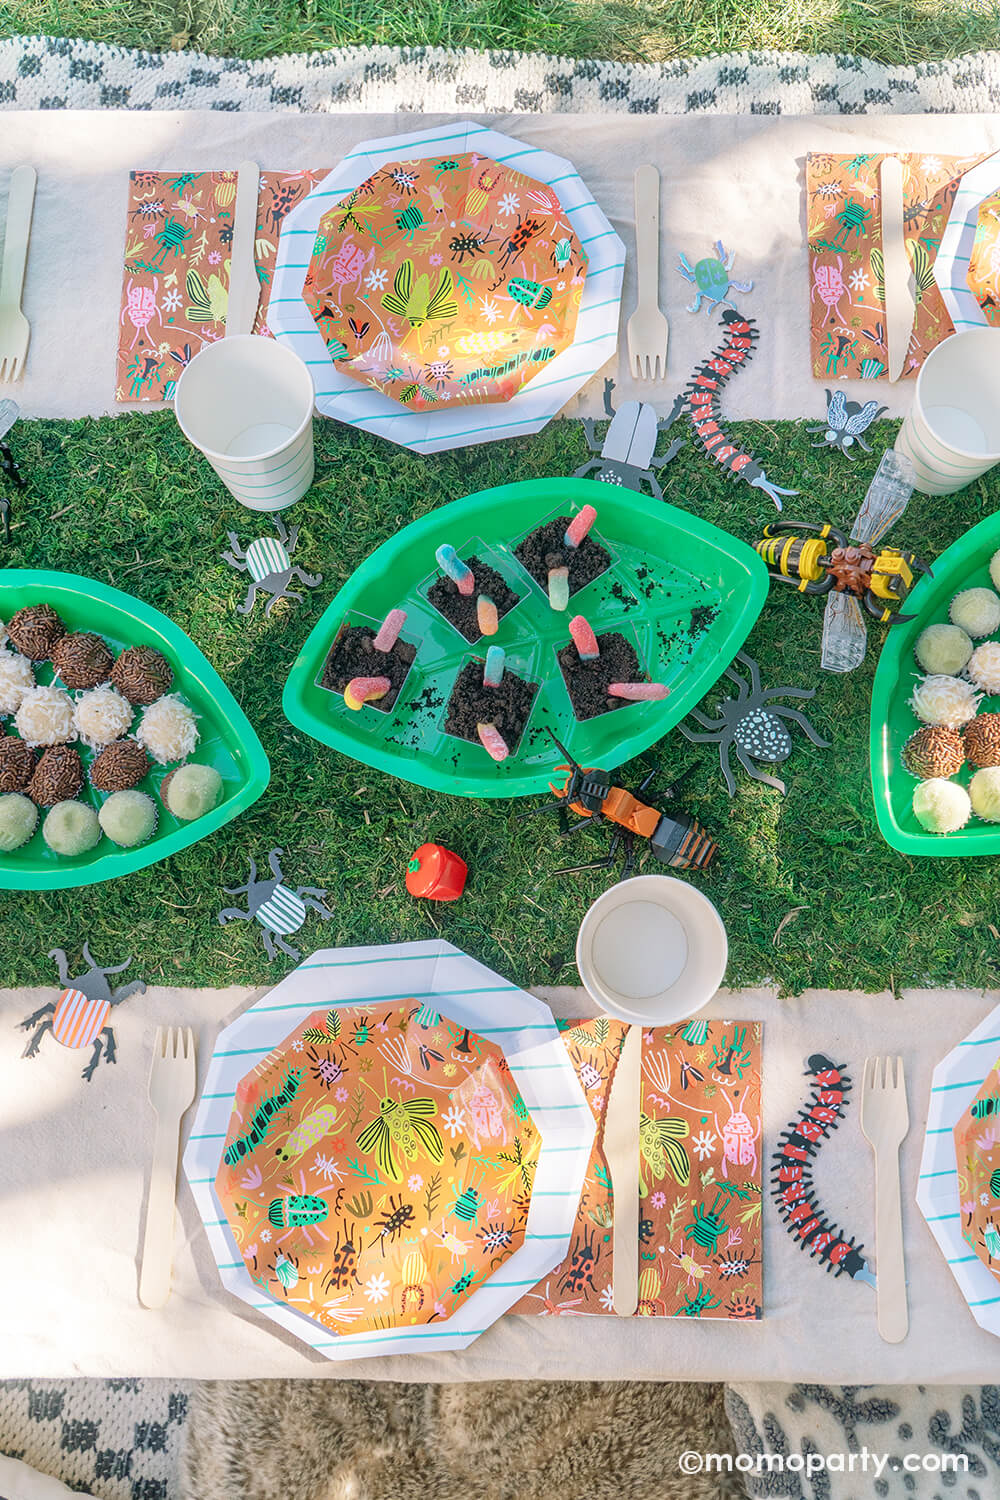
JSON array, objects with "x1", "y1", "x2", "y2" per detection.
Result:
[
  {"x1": 514, "y1": 1015, "x2": 764, "y2": 1320},
  {"x1": 806, "y1": 151, "x2": 985, "y2": 381},
  {"x1": 116, "y1": 169, "x2": 328, "y2": 401}
]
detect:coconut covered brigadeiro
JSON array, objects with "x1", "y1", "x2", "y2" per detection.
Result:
[
  {"x1": 909, "y1": 674, "x2": 981, "y2": 729},
  {"x1": 28, "y1": 745, "x2": 84, "y2": 807},
  {"x1": 0, "y1": 650, "x2": 35, "y2": 715},
  {"x1": 967, "y1": 641, "x2": 1000, "y2": 695},
  {"x1": 0, "y1": 735, "x2": 36, "y2": 793},
  {"x1": 912, "y1": 777, "x2": 972, "y2": 833},
  {"x1": 136, "y1": 695, "x2": 198, "y2": 765},
  {"x1": 6, "y1": 604, "x2": 66, "y2": 661},
  {"x1": 111, "y1": 646, "x2": 173, "y2": 706},
  {"x1": 50, "y1": 631, "x2": 114, "y2": 691},
  {"x1": 914, "y1": 623, "x2": 974, "y2": 677},
  {"x1": 90, "y1": 738, "x2": 150, "y2": 792},
  {"x1": 965, "y1": 713, "x2": 1000, "y2": 768},
  {"x1": 14, "y1": 685, "x2": 76, "y2": 747},
  {"x1": 901, "y1": 725, "x2": 966, "y2": 780},
  {"x1": 74, "y1": 687, "x2": 134, "y2": 747},
  {"x1": 950, "y1": 587, "x2": 1000, "y2": 639}
]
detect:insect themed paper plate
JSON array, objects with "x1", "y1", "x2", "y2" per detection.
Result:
[
  {"x1": 953, "y1": 1062, "x2": 1000, "y2": 1286},
  {"x1": 184, "y1": 939, "x2": 595, "y2": 1359},
  {"x1": 267, "y1": 121, "x2": 624, "y2": 454},
  {"x1": 934, "y1": 149, "x2": 1000, "y2": 335},
  {"x1": 967, "y1": 191, "x2": 1000, "y2": 327},
  {"x1": 916, "y1": 999, "x2": 1000, "y2": 1339},
  {"x1": 300, "y1": 151, "x2": 587, "y2": 412}
]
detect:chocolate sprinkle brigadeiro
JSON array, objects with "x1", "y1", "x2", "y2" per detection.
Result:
[
  {"x1": 90, "y1": 738, "x2": 151, "y2": 792},
  {"x1": 0, "y1": 736, "x2": 36, "y2": 793},
  {"x1": 51, "y1": 631, "x2": 114, "y2": 690},
  {"x1": 28, "y1": 745, "x2": 84, "y2": 807},
  {"x1": 7, "y1": 604, "x2": 66, "y2": 662},
  {"x1": 111, "y1": 646, "x2": 173, "y2": 706},
  {"x1": 965, "y1": 713, "x2": 1000, "y2": 769}
]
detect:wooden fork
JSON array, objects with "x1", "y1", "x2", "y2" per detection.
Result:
[
  {"x1": 626, "y1": 164, "x2": 669, "y2": 381},
  {"x1": 0, "y1": 167, "x2": 36, "y2": 384},
  {"x1": 139, "y1": 1026, "x2": 197, "y2": 1310},
  {"x1": 860, "y1": 1055, "x2": 910, "y2": 1343}
]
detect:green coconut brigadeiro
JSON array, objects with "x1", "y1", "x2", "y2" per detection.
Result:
[
  {"x1": 98, "y1": 790, "x2": 158, "y2": 848},
  {"x1": 161, "y1": 763, "x2": 223, "y2": 821},
  {"x1": 914, "y1": 623, "x2": 973, "y2": 677},
  {"x1": 0, "y1": 792, "x2": 38, "y2": 851},
  {"x1": 970, "y1": 767, "x2": 1000, "y2": 823},
  {"x1": 912, "y1": 777, "x2": 972, "y2": 833},
  {"x1": 43, "y1": 799, "x2": 101, "y2": 855},
  {"x1": 950, "y1": 587, "x2": 1000, "y2": 639}
]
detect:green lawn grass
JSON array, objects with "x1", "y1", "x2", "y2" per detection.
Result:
[
  {"x1": 3, "y1": 409, "x2": 1000, "y2": 996},
  {"x1": 2, "y1": 0, "x2": 998, "y2": 64}
]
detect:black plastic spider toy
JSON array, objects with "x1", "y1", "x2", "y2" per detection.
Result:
[{"x1": 677, "y1": 651, "x2": 830, "y2": 796}]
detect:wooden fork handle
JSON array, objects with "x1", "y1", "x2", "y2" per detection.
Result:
[
  {"x1": 0, "y1": 167, "x2": 36, "y2": 311},
  {"x1": 139, "y1": 1111, "x2": 183, "y2": 1310},
  {"x1": 873, "y1": 1143, "x2": 908, "y2": 1343},
  {"x1": 633, "y1": 165, "x2": 660, "y2": 309}
]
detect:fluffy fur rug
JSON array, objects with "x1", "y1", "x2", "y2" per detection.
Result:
[{"x1": 183, "y1": 1379, "x2": 742, "y2": 1500}]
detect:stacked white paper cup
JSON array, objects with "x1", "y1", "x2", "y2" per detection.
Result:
[
  {"x1": 895, "y1": 328, "x2": 1000, "y2": 496},
  {"x1": 174, "y1": 335, "x2": 315, "y2": 511}
]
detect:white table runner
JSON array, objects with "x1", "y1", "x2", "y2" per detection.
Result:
[
  {"x1": 2, "y1": 979, "x2": 999, "y2": 1383},
  {"x1": 3, "y1": 110, "x2": 1000, "y2": 428}
]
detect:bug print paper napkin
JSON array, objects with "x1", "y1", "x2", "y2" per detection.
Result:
[
  {"x1": 514, "y1": 1016, "x2": 764, "y2": 1320},
  {"x1": 116, "y1": 169, "x2": 328, "y2": 402},
  {"x1": 806, "y1": 151, "x2": 986, "y2": 382}
]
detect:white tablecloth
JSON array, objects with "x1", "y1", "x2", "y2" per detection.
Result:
[
  {"x1": 2, "y1": 979, "x2": 998, "y2": 1383},
  {"x1": 2, "y1": 109, "x2": 1000, "y2": 426}
]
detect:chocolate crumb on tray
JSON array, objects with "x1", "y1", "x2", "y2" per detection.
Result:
[
  {"x1": 321, "y1": 624, "x2": 416, "y2": 713},
  {"x1": 428, "y1": 555, "x2": 519, "y2": 643},
  {"x1": 444, "y1": 661, "x2": 538, "y2": 755},
  {"x1": 515, "y1": 517, "x2": 611, "y2": 598},
  {"x1": 558, "y1": 631, "x2": 646, "y2": 721}
]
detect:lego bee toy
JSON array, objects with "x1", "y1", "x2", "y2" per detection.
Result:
[{"x1": 756, "y1": 520, "x2": 929, "y2": 624}]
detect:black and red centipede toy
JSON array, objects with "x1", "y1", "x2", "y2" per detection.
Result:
[
  {"x1": 665, "y1": 309, "x2": 798, "y2": 511},
  {"x1": 770, "y1": 1053, "x2": 876, "y2": 1288}
]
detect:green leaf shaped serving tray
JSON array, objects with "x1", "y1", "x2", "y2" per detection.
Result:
[
  {"x1": 0, "y1": 569, "x2": 270, "y2": 889},
  {"x1": 282, "y1": 478, "x2": 769, "y2": 798},
  {"x1": 871, "y1": 510, "x2": 1000, "y2": 857}
]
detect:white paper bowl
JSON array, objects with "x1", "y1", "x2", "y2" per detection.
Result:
[{"x1": 575, "y1": 875, "x2": 728, "y2": 1025}]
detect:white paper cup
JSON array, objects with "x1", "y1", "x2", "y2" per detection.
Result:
[
  {"x1": 895, "y1": 328, "x2": 1000, "y2": 496},
  {"x1": 174, "y1": 335, "x2": 315, "y2": 511},
  {"x1": 575, "y1": 875, "x2": 728, "y2": 1026}
]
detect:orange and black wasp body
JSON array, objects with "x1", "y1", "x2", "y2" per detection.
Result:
[{"x1": 526, "y1": 731, "x2": 717, "y2": 878}]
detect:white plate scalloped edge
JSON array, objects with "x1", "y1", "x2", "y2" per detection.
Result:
[
  {"x1": 183, "y1": 937, "x2": 596, "y2": 1360},
  {"x1": 933, "y1": 149, "x2": 1000, "y2": 332},
  {"x1": 266, "y1": 120, "x2": 625, "y2": 454},
  {"x1": 916, "y1": 999, "x2": 1000, "y2": 1336}
]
